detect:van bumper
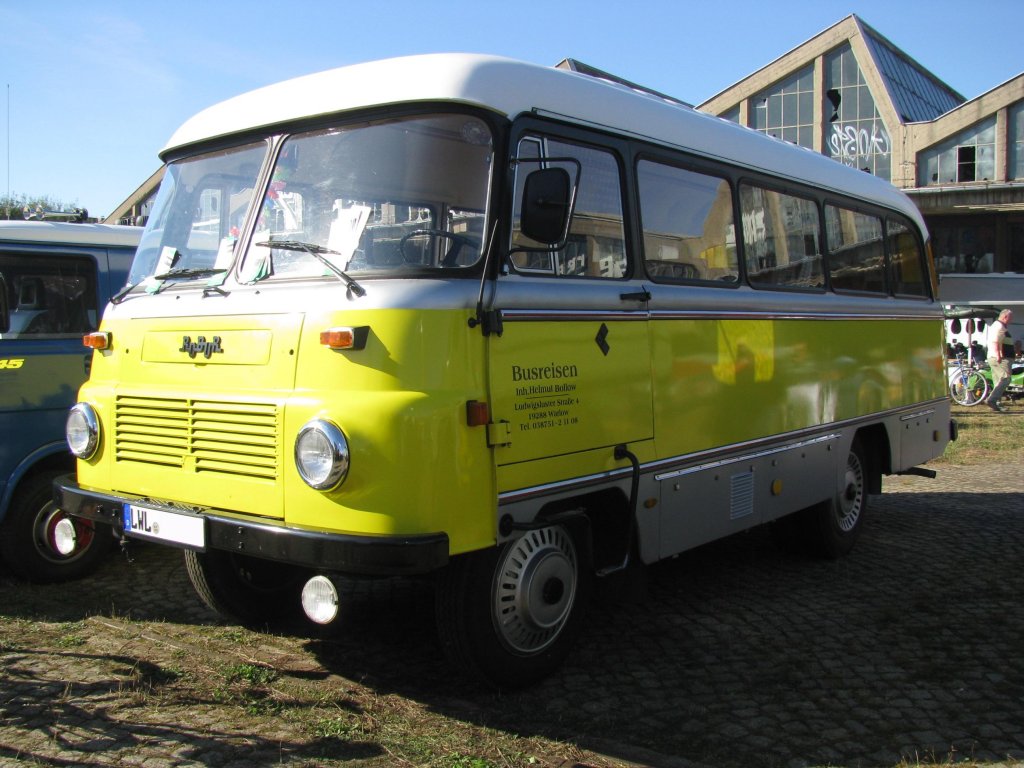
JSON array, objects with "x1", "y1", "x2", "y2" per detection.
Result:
[{"x1": 53, "y1": 475, "x2": 449, "y2": 576}]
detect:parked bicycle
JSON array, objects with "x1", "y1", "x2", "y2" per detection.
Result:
[{"x1": 947, "y1": 350, "x2": 989, "y2": 406}]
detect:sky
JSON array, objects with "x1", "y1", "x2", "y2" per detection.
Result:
[{"x1": 1, "y1": 0, "x2": 1021, "y2": 219}]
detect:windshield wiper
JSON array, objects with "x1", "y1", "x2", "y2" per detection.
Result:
[
  {"x1": 111, "y1": 267, "x2": 229, "y2": 304},
  {"x1": 257, "y1": 240, "x2": 366, "y2": 297},
  {"x1": 110, "y1": 280, "x2": 142, "y2": 305},
  {"x1": 152, "y1": 267, "x2": 228, "y2": 281}
]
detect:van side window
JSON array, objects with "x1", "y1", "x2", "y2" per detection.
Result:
[
  {"x1": 740, "y1": 184, "x2": 824, "y2": 290},
  {"x1": 0, "y1": 254, "x2": 98, "y2": 339},
  {"x1": 825, "y1": 205, "x2": 887, "y2": 294},
  {"x1": 887, "y1": 218, "x2": 929, "y2": 298},
  {"x1": 511, "y1": 136, "x2": 627, "y2": 278},
  {"x1": 637, "y1": 159, "x2": 738, "y2": 284}
]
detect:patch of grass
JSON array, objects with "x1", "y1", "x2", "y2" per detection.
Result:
[
  {"x1": 936, "y1": 404, "x2": 1024, "y2": 464},
  {"x1": 54, "y1": 621, "x2": 88, "y2": 648},
  {"x1": 224, "y1": 662, "x2": 278, "y2": 687}
]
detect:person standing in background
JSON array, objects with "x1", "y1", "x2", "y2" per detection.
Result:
[{"x1": 986, "y1": 309, "x2": 1014, "y2": 412}]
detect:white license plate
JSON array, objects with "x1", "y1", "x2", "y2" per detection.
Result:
[{"x1": 123, "y1": 503, "x2": 205, "y2": 549}]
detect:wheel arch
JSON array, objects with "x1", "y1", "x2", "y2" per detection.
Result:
[
  {"x1": 534, "y1": 486, "x2": 631, "y2": 573},
  {"x1": 851, "y1": 423, "x2": 889, "y2": 494},
  {"x1": 1, "y1": 444, "x2": 74, "y2": 521}
]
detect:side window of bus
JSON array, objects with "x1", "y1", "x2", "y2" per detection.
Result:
[
  {"x1": 740, "y1": 184, "x2": 824, "y2": 290},
  {"x1": 511, "y1": 136, "x2": 627, "y2": 278},
  {"x1": 825, "y1": 205, "x2": 887, "y2": 294},
  {"x1": 887, "y1": 218, "x2": 929, "y2": 298},
  {"x1": 637, "y1": 159, "x2": 738, "y2": 284},
  {"x1": 0, "y1": 254, "x2": 98, "y2": 339}
]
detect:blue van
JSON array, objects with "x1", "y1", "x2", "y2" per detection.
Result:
[{"x1": 0, "y1": 220, "x2": 141, "y2": 581}]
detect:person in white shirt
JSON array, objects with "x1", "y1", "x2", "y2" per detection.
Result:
[{"x1": 986, "y1": 309, "x2": 1014, "y2": 412}]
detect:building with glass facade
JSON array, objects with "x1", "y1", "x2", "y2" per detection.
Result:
[{"x1": 699, "y1": 14, "x2": 1024, "y2": 327}]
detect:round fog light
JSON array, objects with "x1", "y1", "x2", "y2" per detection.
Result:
[
  {"x1": 301, "y1": 575, "x2": 340, "y2": 624},
  {"x1": 53, "y1": 517, "x2": 78, "y2": 556}
]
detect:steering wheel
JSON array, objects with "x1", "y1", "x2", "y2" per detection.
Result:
[{"x1": 398, "y1": 229, "x2": 478, "y2": 266}]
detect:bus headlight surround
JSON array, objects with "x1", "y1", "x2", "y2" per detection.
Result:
[
  {"x1": 295, "y1": 419, "x2": 350, "y2": 490},
  {"x1": 66, "y1": 403, "x2": 100, "y2": 459}
]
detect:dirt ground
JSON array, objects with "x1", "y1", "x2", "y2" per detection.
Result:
[{"x1": 2, "y1": 454, "x2": 1023, "y2": 768}]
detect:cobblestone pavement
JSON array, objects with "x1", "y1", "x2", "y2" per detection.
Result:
[{"x1": 1, "y1": 460, "x2": 1023, "y2": 768}]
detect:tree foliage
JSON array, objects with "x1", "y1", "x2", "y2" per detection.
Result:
[{"x1": 0, "y1": 193, "x2": 86, "y2": 221}]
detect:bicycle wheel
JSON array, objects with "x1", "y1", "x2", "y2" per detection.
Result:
[{"x1": 950, "y1": 368, "x2": 989, "y2": 406}]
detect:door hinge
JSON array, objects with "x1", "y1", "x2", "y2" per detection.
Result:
[{"x1": 486, "y1": 420, "x2": 512, "y2": 447}]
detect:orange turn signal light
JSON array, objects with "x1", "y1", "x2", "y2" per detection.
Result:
[
  {"x1": 83, "y1": 332, "x2": 110, "y2": 350},
  {"x1": 320, "y1": 326, "x2": 369, "y2": 350}
]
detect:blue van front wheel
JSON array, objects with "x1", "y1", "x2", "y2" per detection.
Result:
[{"x1": 0, "y1": 469, "x2": 113, "y2": 582}]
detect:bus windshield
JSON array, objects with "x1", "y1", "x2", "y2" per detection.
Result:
[{"x1": 130, "y1": 113, "x2": 494, "y2": 288}]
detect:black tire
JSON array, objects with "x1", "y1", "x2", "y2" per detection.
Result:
[
  {"x1": 435, "y1": 522, "x2": 592, "y2": 689},
  {"x1": 804, "y1": 439, "x2": 869, "y2": 559},
  {"x1": 0, "y1": 469, "x2": 113, "y2": 582},
  {"x1": 184, "y1": 549, "x2": 307, "y2": 628}
]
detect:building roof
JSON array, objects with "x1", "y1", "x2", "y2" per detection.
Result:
[{"x1": 854, "y1": 16, "x2": 964, "y2": 123}]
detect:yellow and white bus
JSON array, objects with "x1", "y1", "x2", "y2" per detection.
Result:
[{"x1": 56, "y1": 54, "x2": 953, "y2": 687}]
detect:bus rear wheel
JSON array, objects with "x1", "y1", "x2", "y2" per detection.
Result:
[
  {"x1": 435, "y1": 522, "x2": 591, "y2": 689},
  {"x1": 184, "y1": 549, "x2": 306, "y2": 628},
  {"x1": 805, "y1": 439, "x2": 869, "y2": 559}
]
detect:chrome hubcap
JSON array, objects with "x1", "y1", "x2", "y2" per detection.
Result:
[{"x1": 492, "y1": 526, "x2": 577, "y2": 654}]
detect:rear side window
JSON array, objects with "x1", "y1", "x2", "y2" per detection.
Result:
[
  {"x1": 637, "y1": 159, "x2": 738, "y2": 284},
  {"x1": 887, "y1": 218, "x2": 929, "y2": 297},
  {"x1": 739, "y1": 184, "x2": 823, "y2": 290},
  {"x1": 825, "y1": 205, "x2": 886, "y2": 294},
  {"x1": 0, "y1": 253, "x2": 99, "y2": 339},
  {"x1": 511, "y1": 136, "x2": 627, "y2": 278}
]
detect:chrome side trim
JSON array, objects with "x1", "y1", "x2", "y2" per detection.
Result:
[
  {"x1": 500, "y1": 308, "x2": 942, "y2": 323},
  {"x1": 900, "y1": 408, "x2": 937, "y2": 421},
  {"x1": 501, "y1": 309, "x2": 648, "y2": 322},
  {"x1": 497, "y1": 399, "x2": 948, "y2": 505},
  {"x1": 653, "y1": 433, "x2": 840, "y2": 482}
]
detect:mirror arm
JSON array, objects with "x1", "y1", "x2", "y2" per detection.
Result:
[{"x1": 469, "y1": 219, "x2": 503, "y2": 337}]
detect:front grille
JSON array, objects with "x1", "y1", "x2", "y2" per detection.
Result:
[{"x1": 115, "y1": 396, "x2": 279, "y2": 480}]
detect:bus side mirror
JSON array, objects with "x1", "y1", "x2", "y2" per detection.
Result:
[
  {"x1": 950, "y1": 319, "x2": 961, "y2": 334},
  {"x1": 0, "y1": 273, "x2": 9, "y2": 334},
  {"x1": 520, "y1": 168, "x2": 571, "y2": 245}
]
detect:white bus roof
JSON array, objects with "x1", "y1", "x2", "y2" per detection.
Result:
[
  {"x1": 164, "y1": 53, "x2": 924, "y2": 228},
  {"x1": 0, "y1": 221, "x2": 142, "y2": 248}
]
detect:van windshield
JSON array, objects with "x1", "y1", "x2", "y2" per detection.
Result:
[
  {"x1": 129, "y1": 113, "x2": 494, "y2": 288},
  {"x1": 243, "y1": 113, "x2": 492, "y2": 281}
]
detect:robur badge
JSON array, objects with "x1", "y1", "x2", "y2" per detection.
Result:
[{"x1": 179, "y1": 335, "x2": 224, "y2": 359}]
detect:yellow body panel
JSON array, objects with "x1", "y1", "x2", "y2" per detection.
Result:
[{"x1": 79, "y1": 308, "x2": 495, "y2": 556}]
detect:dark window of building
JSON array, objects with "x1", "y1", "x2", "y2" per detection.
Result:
[
  {"x1": 957, "y1": 146, "x2": 976, "y2": 182},
  {"x1": 930, "y1": 221, "x2": 997, "y2": 274}
]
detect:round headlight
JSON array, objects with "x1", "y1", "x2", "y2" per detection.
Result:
[
  {"x1": 295, "y1": 419, "x2": 349, "y2": 490},
  {"x1": 66, "y1": 403, "x2": 100, "y2": 459}
]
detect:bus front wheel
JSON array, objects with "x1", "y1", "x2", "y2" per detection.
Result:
[
  {"x1": 184, "y1": 549, "x2": 306, "y2": 628},
  {"x1": 435, "y1": 522, "x2": 591, "y2": 689}
]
